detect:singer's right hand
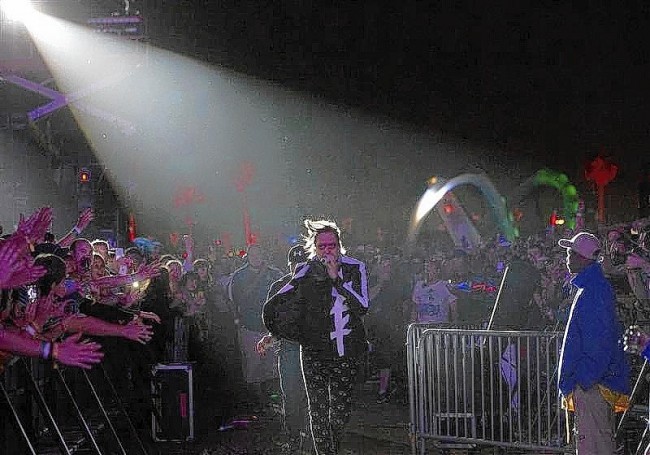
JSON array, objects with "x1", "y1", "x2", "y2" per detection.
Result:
[{"x1": 322, "y1": 253, "x2": 339, "y2": 279}]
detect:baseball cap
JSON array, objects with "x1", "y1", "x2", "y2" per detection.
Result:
[
  {"x1": 558, "y1": 232, "x2": 601, "y2": 260},
  {"x1": 287, "y1": 245, "x2": 307, "y2": 266}
]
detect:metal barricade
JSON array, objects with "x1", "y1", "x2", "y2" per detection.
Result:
[{"x1": 408, "y1": 324, "x2": 572, "y2": 454}]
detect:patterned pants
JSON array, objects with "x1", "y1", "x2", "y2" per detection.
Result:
[{"x1": 301, "y1": 350, "x2": 360, "y2": 455}]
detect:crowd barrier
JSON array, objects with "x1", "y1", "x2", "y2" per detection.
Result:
[
  {"x1": 407, "y1": 324, "x2": 573, "y2": 454},
  {"x1": 0, "y1": 354, "x2": 148, "y2": 454}
]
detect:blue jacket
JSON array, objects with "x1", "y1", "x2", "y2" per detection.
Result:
[{"x1": 558, "y1": 262, "x2": 630, "y2": 397}]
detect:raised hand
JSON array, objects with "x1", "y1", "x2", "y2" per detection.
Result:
[
  {"x1": 75, "y1": 207, "x2": 94, "y2": 232},
  {"x1": 121, "y1": 320, "x2": 153, "y2": 344},
  {"x1": 0, "y1": 236, "x2": 46, "y2": 289},
  {"x1": 55, "y1": 333, "x2": 104, "y2": 369},
  {"x1": 135, "y1": 262, "x2": 161, "y2": 281},
  {"x1": 17, "y1": 207, "x2": 53, "y2": 244},
  {"x1": 256, "y1": 334, "x2": 274, "y2": 356}
]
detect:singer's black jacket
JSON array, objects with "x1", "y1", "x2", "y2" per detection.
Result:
[{"x1": 262, "y1": 255, "x2": 369, "y2": 359}]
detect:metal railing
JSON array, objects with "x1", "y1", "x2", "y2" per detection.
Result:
[
  {"x1": 0, "y1": 357, "x2": 147, "y2": 454},
  {"x1": 408, "y1": 324, "x2": 573, "y2": 454}
]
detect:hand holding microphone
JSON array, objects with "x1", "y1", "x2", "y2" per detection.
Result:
[{"x1": 321, "y1": 253, "x2": 340, "y2": 280}]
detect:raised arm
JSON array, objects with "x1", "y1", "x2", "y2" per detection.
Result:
[{"x1": 57, "y1": 208, "x2": 94, "y2": 248}]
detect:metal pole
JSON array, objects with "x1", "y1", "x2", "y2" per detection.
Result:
[
  {"x1": 21, "y1": 360, "x2": 71, "y2": 454},
  {"x1": 100, "y1": 364, "x2": 149, "y2": 455},
  {"x1": 81, "y1": 370, "x2": 127, "y2": 455},
  {"x1": 487, "y1": 265, "x2": 509, "y2": 331},
  {"x1": 0, "y1": 381, "x2": 37, "y2": 454},
  {"x1": 55, "y1": 368, "x2": 103, "y2": 455}
]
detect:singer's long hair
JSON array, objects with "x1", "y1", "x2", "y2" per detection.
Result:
[{"x1": 303, "y1": 219, "x2": 347, "y2": 257}]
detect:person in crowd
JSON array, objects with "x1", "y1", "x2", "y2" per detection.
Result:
[
  {"x1": 488, "y1": 244, "x2": 544, "y2": 330},
  {"x1": 0, "y1": 226, "x2": 103, "y2": 369},
  {"x1": 91, "y1": 239, "x2": 110, "y2": 262},
  {"x1": 13, "y1": 254, "x2": 154, "y2": 344},
  {"x1": 558, "y1": 232, "x2": 630, "y2": 454},
  {"x1": 228, "y1": 243, "x2": 284, "y2": 410},
  {"x1": 258, "y1": 244, "x2": 312, "y2": 453},
  {"x1": 205, "y1": 257, "x2": 242, "y2": 423},
  {"x1": 179, "y1": 271, "x2": 206, "y2": 316},
  {"x1": 411, "y1": 257, "x2": 458, "y2": 324},
  {"x1": 264, "y1": 220, "x2": 369, "y2": 455},
  {"x1": 165, "y1": 259, "x2": 184, "y2": 307},
  {"x1": 67, "y1": 239, "x2": 160, "y2": 300},
  {"x1": 367, "y1": 255, "x2": 409, "y2": 403},
  {"x1": 194, "y1": 258, "x2": 214, "y2": 295}
]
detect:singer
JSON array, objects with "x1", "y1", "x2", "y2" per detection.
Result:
[{"x1": 263, "y1": 219, "x2": 369, "y2": 455}]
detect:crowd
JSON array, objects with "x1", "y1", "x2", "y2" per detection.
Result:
[{"x1": 1, "y1": 203, "x2": 650, "y2": 454}]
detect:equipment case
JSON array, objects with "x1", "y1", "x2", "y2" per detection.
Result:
[{"x1": 151, "y1": 362, "x2": 194, "y2": 442}]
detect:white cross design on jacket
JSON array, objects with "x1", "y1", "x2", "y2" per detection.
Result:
[{"x1": 330, "y1": 287, "x2": 351, "y2": 356}]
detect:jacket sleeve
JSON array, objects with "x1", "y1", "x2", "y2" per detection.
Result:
[
  {"x1": 333, "y1": 262, "x2": 369, "y2": 316},
  {"x1": 262, "y1": 263, "x2": 311, "y2": 336},
  {"x1": 571, "y1": 288, "x2": 619, "y2": 391}
]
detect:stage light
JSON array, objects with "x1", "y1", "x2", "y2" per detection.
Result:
[{"x1": 0, "y1": 0, "x2": 35, "y2": 23}]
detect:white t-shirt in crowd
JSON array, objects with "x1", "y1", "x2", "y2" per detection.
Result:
[{"x1": 411, "y1": 280, "x2": 457, "y2": 323}]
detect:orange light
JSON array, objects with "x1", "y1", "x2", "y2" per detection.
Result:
[
  {"x1": 443, "y1": 204, "x2": 454, "y2": 215},
  {"x1": 79, "y1": 168, "x2": 91, "y2": 183}
]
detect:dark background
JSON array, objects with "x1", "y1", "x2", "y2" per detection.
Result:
[{"x1": 2, "y1": 1, "x2": 650, "y2": 244}]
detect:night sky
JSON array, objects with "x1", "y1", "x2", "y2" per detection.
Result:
[
  {"x1": 146, "y1": 1, "x2": 650, "y2": 229},
  {"x1": 151, "y1": 1, "x2": 650, "y2": 162}
]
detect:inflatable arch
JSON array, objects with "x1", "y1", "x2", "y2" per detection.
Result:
[
  {"x1": 511, "y1": 169, "x2": 580, "y2": 230},
  {"x1": 409, "y1": 173, "x2": 517, "y2": 244}
]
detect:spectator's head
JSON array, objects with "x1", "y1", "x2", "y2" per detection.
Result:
[
  {"x1": 32, "y1": 242, "x2": 68, "y2": 259},
  {"x1": 558, "y1": 232, "x2": 601, "y2": 274},
  {"x1": 246, "y1": 244, "x2": 265, "y2": 269},
  {"x1": 193, "y1": 258, "x2": 210, "y2": 281},
  {"x1": 424, "y1": 257, "x2": 441, "y2": 282},
  {"x1": 91, "y1": 239, "x2": 110, "y2": 260},
  {"x1": 70, "y1": 238, "x2": 93, "y2": 274},
  {"x1": 125, "y1": 247, "x2": 145, "y2": 270},
  {"x1": 159, "y1": 254, "x2": 176, "y2": 265},
  {"x1": 304, "y1": 219, "x2": 346, "y2": 259},
  {"x1": 44, "y1": 232, "x2": 55, "y2": 243},
  {"x1": 181, "y1": 270, "x2": 199, "y2": 292},
  {"x1": 287, "y1": 244, "x2": 307, "y2": 271},
  {"x1": 34, "y1": 254, "x2": 67, "y2": 297},
  {"x1": 91, "y1": 253, "x2": 107, "y2": 280},
  {"x1": 165, "y1": 259, "x2": 183, "y2": 282}
]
